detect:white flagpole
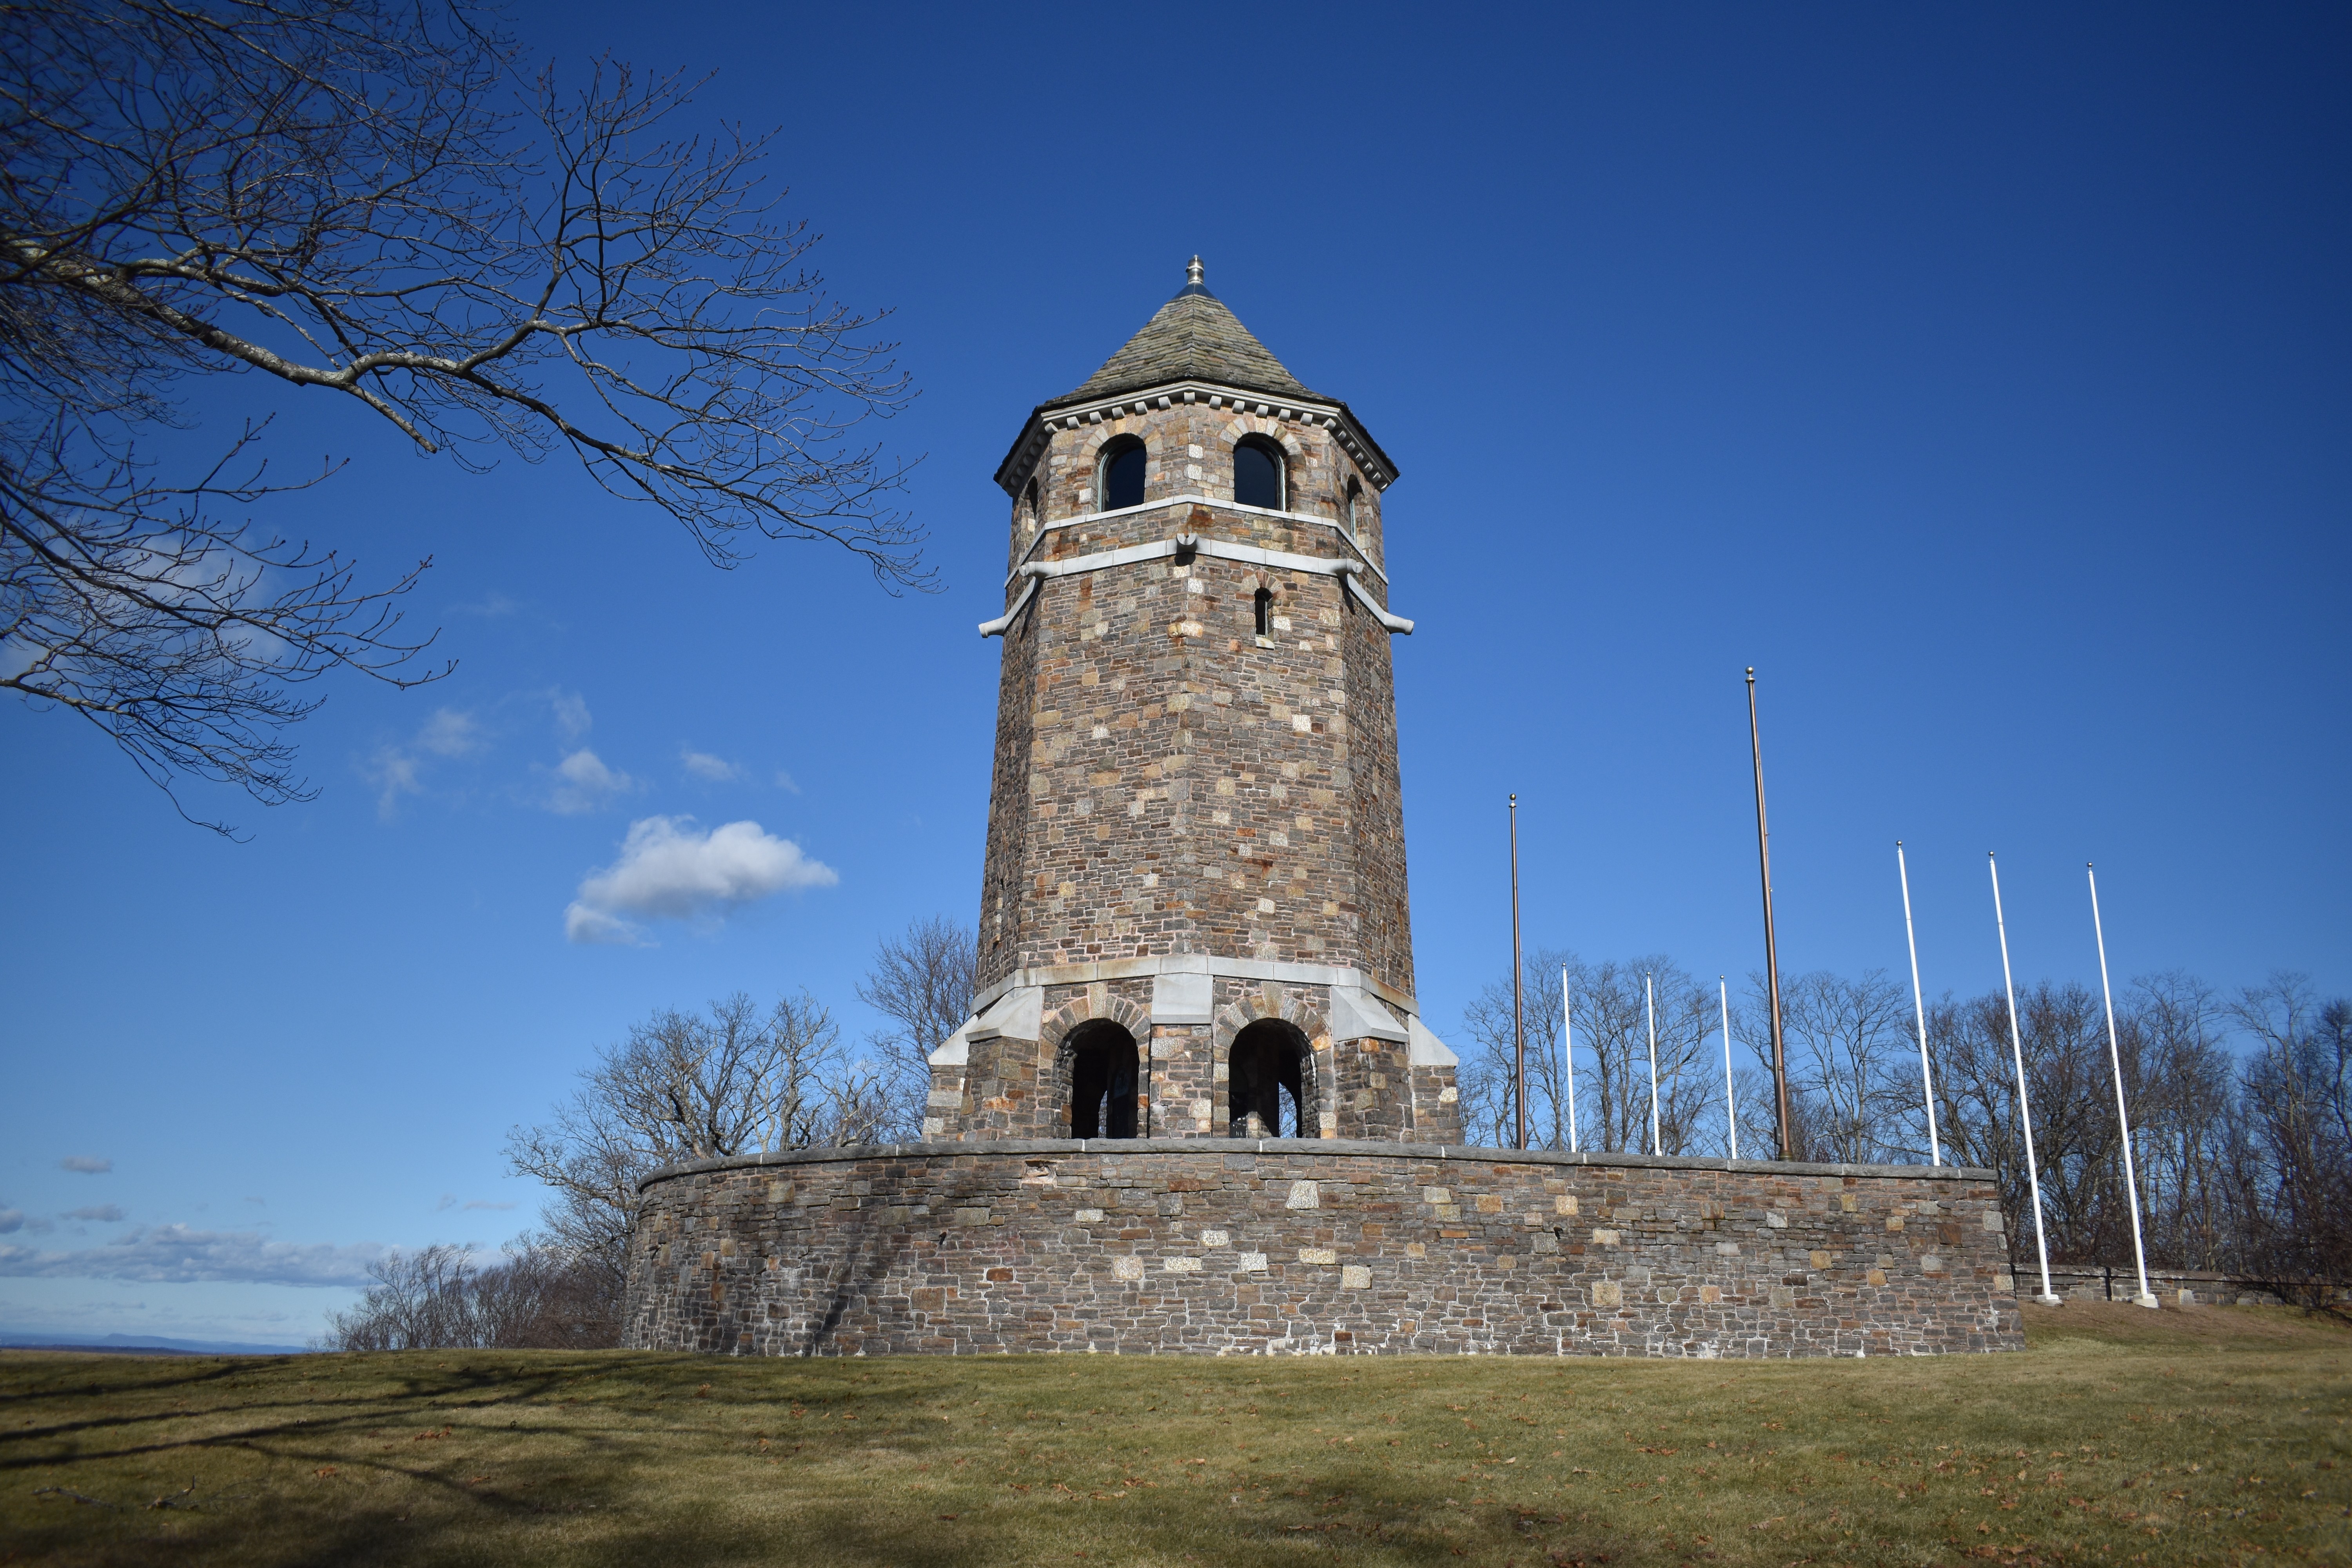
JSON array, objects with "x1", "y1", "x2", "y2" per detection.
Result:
[
  {"x1": 1897, "y1": 842, "x2": 1942, "y2": 1166},
  {"x1": 1990, "y1": 853, "x2": 2061, "y2": 1305},
  {"x1": 2089, "y1": 862, "x2": 2159, "y2": 1309},
  {"x1": 1720, "y1": 977, "x2": 1739, "y2": 1161},
  {"x1": 1563, "y1": 966, "x2": 1580, "y2": 1154},
  {"x1": 1645, "y1": 971, "x2": 1662, "y2": 1156}
]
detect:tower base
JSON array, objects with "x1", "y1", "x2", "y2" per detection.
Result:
[{"x1": 623, "y1": 1142, "x2": 2025, "y2": 1358}]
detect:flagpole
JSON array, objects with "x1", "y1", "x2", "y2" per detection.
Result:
[
  {"x1": 1747, "y1": 669, "x2": 1793, "y2": 1158},
  {"x1": 1509, "y1": 795, "x2": 1526, "y2": 1152},
  {"x1": 1563, "y1": 966, "x2": 1580, "y2": 1154},
  {"x1": 1720, "y1": 977, "x2": 1739, "y2": 1161},
  {"x1": 2089, "y1": 862, "x2": 2159, "y2": 1309},
  {"x1": 1896, "y1": 842, "x2": 1942, "y2": 1166},
  {"x1": 1990, "y1": 853, "x2": 2061, "y2": 1305},
  {"x1": 1645, "y1": 971, "x2": 1662, "y2": 1156}
]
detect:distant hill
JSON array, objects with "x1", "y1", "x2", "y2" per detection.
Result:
[{"x1": 0, "y1": 1331, "x2": 310, "y2": 1356}]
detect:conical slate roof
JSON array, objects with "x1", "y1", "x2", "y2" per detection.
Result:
[{"x1": 1044, "y1": 260, "x2": 1323, "y2": 412}]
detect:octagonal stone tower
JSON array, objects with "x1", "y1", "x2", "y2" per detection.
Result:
[{"x1": 926, "y1": 260, "x2": 1459, "y2": 1147}]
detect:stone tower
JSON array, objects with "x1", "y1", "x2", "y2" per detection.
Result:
[{"x1": 926, "y1": 261, "x2": 1458, "y2": 1146}]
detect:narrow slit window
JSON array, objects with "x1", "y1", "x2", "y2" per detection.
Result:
[{"x1": 1254, "y1": 586, "x2": 1272, "y2": 637}]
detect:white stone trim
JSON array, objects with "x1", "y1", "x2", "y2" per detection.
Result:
[
  {"x1": 1339, "y1": 568, "x2": 1415, "y2": 635},
  {"x1": 1407, "y1": 1014, "x2": 1459, "y2": 1067},
  {"x1": 976, "y1": 575, "x2": 1039, "y2": 638},
  {"x1": 926, "y1": 1017, "x2": 973, "y2": 1067},
  {"x1": 1151, "y1": 971, "x2": 1215, "y2": 1024},
  {"x1": 973, "y1": 954, "x2": 1416, "y2": 1020},
  {"x1": 1329, "y1": 985, "x2": 1408, "y2": 1044},
  {"x1": 1011, "y1": 495, "x2": 1387, "y2": 586},
  {"x1": 979, "y1": 530, "x2": 1412, "y2": 636},
  {"x1": 963, "y1": 985, "x2": 1044, "y2": 1046}
]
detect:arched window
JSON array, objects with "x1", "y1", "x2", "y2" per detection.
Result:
[
  {"x1": 1229, "y1": 1018, "x2": 1311, "y2": 1138},
  {"x1": 1343, "y1": 477, "x2": 1363, "y2": 533},
  {"x1": 1098, "y1": 437, "x2": 1145, "y2": 512},
  {"x1": 1253, "y1": 585, "x2": 1272, "y2": 637},
  {"x1": 1233, "y1": 437, "x2": 1285, "y2": 510},
  {"x1": 1067, "y1": 1020, "x2": 1140, "y2": 1139}
]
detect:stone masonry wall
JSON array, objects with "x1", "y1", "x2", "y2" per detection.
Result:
[
  {"x1": 624, "y1": 1143, "x2": 2023, "y2": 1359},
  {"x1": 975, "y1": 400, "x2": 1416, "y2": 1000}
]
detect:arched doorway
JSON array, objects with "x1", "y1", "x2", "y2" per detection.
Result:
[
  {"x1": 1228, "y1": 1018, "x2": 1312, "y2": 1138},
  {"x1": 1067, "y1": 1019, "x2": 1140, "y2": 1139}
]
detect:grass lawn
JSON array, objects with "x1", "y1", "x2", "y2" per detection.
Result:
[{"x1": 3, "y1": 1303, "x2": 2346, "y2": 1566}]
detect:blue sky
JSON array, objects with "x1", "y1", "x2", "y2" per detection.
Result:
[{"x1": 3, "y1": 4, "x2": 2345, "y2": 1347}]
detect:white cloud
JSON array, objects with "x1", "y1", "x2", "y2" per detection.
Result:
[
  {"x1": 681, "y1": 749, "x2": 740, "y2": 782},
  {"x1": 64, "y1": 1205, "x2": 125, "y2": 1223},
  {"x1": 0, "y1": 1211, "x2": 21, "y2": 1234},
  {"x1": 449, "y1": 592, "x2": 519, "y2": 618},
  {"x1": 549, "y1": 688, "x2": 592, "y2": 742},
  {"x1": 562, "y1": 904, "x2": 644, "y2": 946},
  {"x1": 416, "y1": 708, "x2": 481, "y2": 758},
  {"x1": 367, "y1": 706, "x2": 481, "y2": 817},
  {"x1": 0, "y1": 1225, "x2": 386, "y2": 1287},
  {"x1": 564, "y1": 815, "x2": 837, "y2": 945},
  {"x1": 59, "y1": 1156, "x2": 111, "y2": 1174},
  {"x1": 774, "y1": 769, "x2": 802, "y2": 794},
  {"x1": 547, "y1": 748, "x2": 637, "y2": 814},
  {"x1": 366, "y1": 746, "x2": 422, "y2": 816}
]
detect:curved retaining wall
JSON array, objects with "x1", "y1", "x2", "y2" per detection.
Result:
[{"x1": 623, "y1": 1140, "x2": 2024, "y2": 1358}]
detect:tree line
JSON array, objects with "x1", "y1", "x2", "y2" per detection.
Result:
[
  {"x1": 321, "y1": 916, "x2": 974, "y2": 1350},
  {"x1": 1457, "y1": 952, "x2": 2351, "y2": 1301},
  {"x1": 327, "y1": 922, "x2": 2347, "y2": 1349}
]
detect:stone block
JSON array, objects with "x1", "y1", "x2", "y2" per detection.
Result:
[{"x1": 1151, "y1": 971, "x2": 1214, "y2": 1024}]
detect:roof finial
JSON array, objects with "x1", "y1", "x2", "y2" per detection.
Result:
[{"x1": 1186, "y1": 255, "x2": 1204, "y2": 286}]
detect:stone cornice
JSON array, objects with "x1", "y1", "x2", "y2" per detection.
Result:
[
  {"x1": 637, "y1": 1138, "x2": 1999, "y2": 1194},
  {"x1": 993, "y1": 380, "x2": 1398, "y2": 498}
]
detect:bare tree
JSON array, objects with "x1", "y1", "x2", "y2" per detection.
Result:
[
  {"x1": 1775, "y1": 969, "x2": 1915, "y2": 1164},
  {"x1": 2121, "y1": 971, "x2": 2244, "y2": 1272},
  {"x1": 2232, "y1": 974, "x2": 2352, "y2": 1308},
  {"x1": 4, "y1": 0, "x2": 920, "y2": 828},
  {"x1": 503, "y1": 990, "x2": 859, "y2": 1314},
  {"x1": 319, "y1": 1234, "x2": 615, "y2": 1350},
  {"x1": 1458, "y1": 945, "x2": 1569, "y2": 1150},
  {"x1": 856, "y1": 915, "x2": 976, "y2": 1139},
  {"x1": 1461, "y1": 951, "x2": 1730, "y2": 1155}
]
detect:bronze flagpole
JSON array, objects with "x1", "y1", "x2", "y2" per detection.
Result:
[
  {"x1": 1509, "y1": 794, "x2": 1526, "y2": 1152},
  {"x1": 1746, "y1": 669, "x2": 1793, "y2": 1160}
]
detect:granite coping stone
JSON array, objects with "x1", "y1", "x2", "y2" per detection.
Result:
[{"x1": 639, "y1": 1138, "x2": 1994, "y2": 1192}]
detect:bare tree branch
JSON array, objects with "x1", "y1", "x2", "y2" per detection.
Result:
[{"x1": 2, "y1": 0, "x2": 922, "y2": 827}]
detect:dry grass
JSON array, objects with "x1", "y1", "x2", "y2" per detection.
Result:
[{"x1": 2, "y1": 1304, "x2": 2346, "y2": 1566}]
